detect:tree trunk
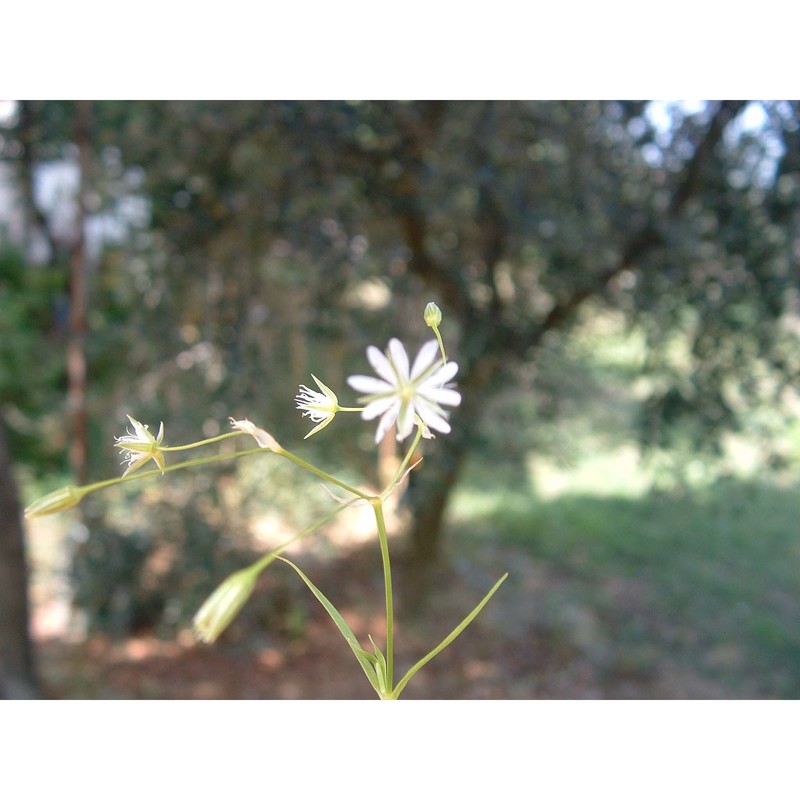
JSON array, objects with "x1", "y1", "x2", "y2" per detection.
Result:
[
  {"x1": 407, "y1": 392, "x2": 479, "y2": 564},
  {"x1": 406, "y1": 340, "x2": 500, "y2": 564},
  {"x1": 0, "y1": 416, "x2": 39, "y2": 699},
  {"x1": 67, "y1": 100, "x2": 91, "y2": 486}
]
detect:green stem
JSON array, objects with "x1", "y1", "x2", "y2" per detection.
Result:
[
  {"x1": 79, "y1": 446, "x2": 269, "y2": 497},
  {"x1": 278, "y1": 449, "x2": 372, "y2": 500},
  {"x1": 382, "y1": 422, "x2": 424, "y2": 500},
  {"x1": 251, "y1": 498, "x2": 361, "y2": 573},
  {"x1": 372, "y1": 500, "x2": 394, "y2": 691},
  {"x1": 159, "y1": 431, "x2": 246, "y2": 451},
  {"x1": 432, "y1": 326, "x2": 447, "y2": 366}
]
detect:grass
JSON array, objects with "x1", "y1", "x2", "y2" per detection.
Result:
[{"x1": 450, "y1": 451, "x2": 800, "y2": 698}]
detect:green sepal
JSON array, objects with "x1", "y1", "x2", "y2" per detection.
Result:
[{"x1": 368, "y1": 635, "x2": 388, "y2": 695}]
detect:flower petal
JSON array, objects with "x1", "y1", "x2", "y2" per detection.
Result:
[
  {"x1": 415, "y1": 397, "x2": 452, "y2": 433},
  {"x1": 420, "y1": 360, "x2": 459, "y2": 388},
  {"x1": 361, "y1": 396, "x2": 399, "y2": 421},
  {"x1": 347, "y1": 375, "x2": 394, "y2": 395},
  {"x1": 395, "y1": 400, "x2": 416, "y2": 441},
  {"x1": 127, "y1": 415, "x2": 148, "y2": 438},
  {"x1": 410, "y1": 340, "x2": 440, "y2": 380},
  {"x1": 387, "y1": 338, "x2": 410, "y2": 382},
  {"x1": 366, "y1": 345, "x2": 397, "y2": 386},
  {"x1": 419, "y1": 386, "x2": 462, "y2": 407},
  {"x1": 374, "y1": 406, "x2": 399, "y2": 443}
]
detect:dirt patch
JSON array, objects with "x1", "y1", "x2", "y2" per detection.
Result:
[{"x1": 33, "y1": 533, "x2": 744, "y2": 700}]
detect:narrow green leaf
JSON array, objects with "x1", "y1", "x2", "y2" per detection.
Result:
[
  {"x1": 391, "y1": 572, "x2": 509, "y2": 699},
  {"x1": 355, "y1": 647, "x2": 379, "y2": 667},
  {"x1": 276, "y1": 556, "x2": 382, "y2": 697}
]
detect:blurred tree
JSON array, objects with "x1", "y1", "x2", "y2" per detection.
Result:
[
  {"x1": 0, "y1": 413, "x2": 38, "y2": 698},
  {"x1": 108, "y1": 101, "x2": 798, "y2": 563},
  {"x1": 8, "y1": 100, "x2": 800, "y2": 571}
]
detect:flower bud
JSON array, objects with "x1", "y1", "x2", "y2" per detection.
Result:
[
  {"x1": 424, "y1": 302, "x2": 442, "y2": 328},
  {"x1": 193, "y1": 567, "x2": 258, "y2": 643},
  {"x1": 24, "y1": 485, "x2": 84, "y2": 518}
]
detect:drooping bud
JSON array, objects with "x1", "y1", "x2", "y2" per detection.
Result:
[
  {"x1": 24, "y1": 485, "x2": 85, "y2": 518},
  {"x1": 193, "y1": 566, "x2": 259, "y2": 644}
]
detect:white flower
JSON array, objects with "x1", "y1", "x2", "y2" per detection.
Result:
[
  {"x1": 347, "y1": 338, "x2": 461, "y2": 443},
  {"x1": 114, "y1": 415, "x2": 166, "y2": 476},
  {"x1": 229, "y1": 418, "x2": 282, "y2": 451},
  {"x1": 295, "y1": 375, "x2": 339, "y2": 438}
]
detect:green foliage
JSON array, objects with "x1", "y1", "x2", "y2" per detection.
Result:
[
  {"x1": 0, "y1": 246, "x2": 68, "y2": 470},
  {"x1": 9, "y1": 100, "x2": 800, "y2": 621},
  {"x1": 14, "y1": 100, "x2": 800, "y2": 472}
]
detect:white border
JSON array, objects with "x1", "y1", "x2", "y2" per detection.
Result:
[
  {"x1": 3, "y1": 2, "x2": 797, "y2": 99},
  {"x1": 2, "y1": 700, "x2": 796, "y2": 796}
]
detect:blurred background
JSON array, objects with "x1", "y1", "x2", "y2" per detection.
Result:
[{"x1": 1, "y1": 100, "x2": 799, "y2": 699}]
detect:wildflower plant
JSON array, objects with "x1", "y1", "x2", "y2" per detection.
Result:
[{"x1": 27, "y1": 303, "x2": 507, "y2": 699}]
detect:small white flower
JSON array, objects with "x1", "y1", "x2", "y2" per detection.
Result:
[
  {"x1": 229, "y1": 418, "x2": 282, "y2": 451},
  {"x1": 295, "y1": 375, "x2": 339, "y2": 438},
  {"x1": 347, "y1": 338, "x2": 461, "y2": 443},
  {"x1": 115, "y1": 415, "x2": 166, "y2": 476}
]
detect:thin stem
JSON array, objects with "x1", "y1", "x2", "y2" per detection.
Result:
[
  {"x1": 252, "y1": 498, "x2": 361, "y2": 574},
  {"x1": 372, "y1": 500, "x2": 394, "y2": 691},
  {"x1": 278, "y1": 449, "x2": 372, "y2": 500},
  {"x1": 159, "y1": 431, "x2": 246, "y2": 451},
  {"x1": 80, "y1": 446, "x2": 268, "y2": 496},
  {"x1": 432, "y1": 326, "x2": 447, "y2": 366},
  {"x1": 381, "y1": 421, "x2": 424, "y2": 500}
]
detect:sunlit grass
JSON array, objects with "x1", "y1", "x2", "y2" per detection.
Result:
[{"x1": 450, "y1": 446, "x2": 800, "y2": 697}]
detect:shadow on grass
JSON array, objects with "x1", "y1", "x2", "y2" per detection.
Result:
[{"x1": 452, "y1": 474, "x2": 800, "y2": 698}]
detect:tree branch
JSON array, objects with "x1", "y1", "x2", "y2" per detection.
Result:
[
  {"x1": 510, "y1": 100, "x2": 749, "y2": 356},
  {"x1": 388, "y1": 102, "x2": 475, "y2": 321}
]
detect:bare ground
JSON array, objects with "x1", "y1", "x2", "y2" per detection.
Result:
[{"x1": 33, "y1": 533, "x2": 740, "y2": 700}]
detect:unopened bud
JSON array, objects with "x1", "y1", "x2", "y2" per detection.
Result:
[
  {"x1": 193, "y1": 567, "x2": 258, "y2": 644},
  {"x1": 424, "y1": 302, "x2": 442, "y2": 328},
  {"x1": 25, "y1": 485, "x2": 84, "y2": 518}
]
